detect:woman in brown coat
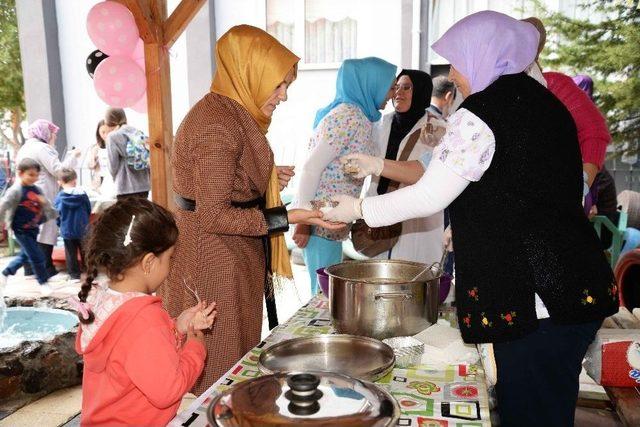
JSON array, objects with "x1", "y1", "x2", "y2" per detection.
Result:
[{"x1": 163, "y1": 25, "x2": 340, "y2": 393}]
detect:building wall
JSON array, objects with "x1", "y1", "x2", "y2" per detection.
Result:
[{"x1": 16, "y1": 0, "x2": 67, "y2": 154}]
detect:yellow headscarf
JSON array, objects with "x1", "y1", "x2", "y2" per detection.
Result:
[{"x1": 211, "y1": 25, "x2": 300, "y2": 280}]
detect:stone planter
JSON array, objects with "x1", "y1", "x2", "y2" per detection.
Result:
[{"x1": 0, "y1": 304, "x2": 82, "y2": 417}]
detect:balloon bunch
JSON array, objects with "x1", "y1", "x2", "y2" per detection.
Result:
[{"x1": 86, "y1": 1, "x2": 147, "y2": 113}]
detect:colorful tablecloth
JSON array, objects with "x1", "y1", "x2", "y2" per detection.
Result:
[{"x1": 169, "y1": 295, "x2": 492, "y2": 427}]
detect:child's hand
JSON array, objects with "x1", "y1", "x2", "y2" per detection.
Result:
[
  {"x1": 191, "y1": 301, "x2": 217, "y2": 331},
  {"x1": 176, "y1": 301, "x2": 217, "y2": 334},
  {"x1": 176, "y1": 301, "x2": 205, "y2": 334},
  {"x1": 186, "y1": 324, "x2": 204, "y2": 346}
]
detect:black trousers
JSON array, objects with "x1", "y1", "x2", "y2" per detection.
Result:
[
  {"x1": 23, "y1": 242, "x2": 57, "y2": 277},
  {"x1": 63, "y1": 239, "x2": 83, "y2": 279},
  {"x1": 117, "y1": 191, "x2": 149, "y2": 201},
  {"x1": 494, "y1": 318, "x2": 601, "y2": 427}
]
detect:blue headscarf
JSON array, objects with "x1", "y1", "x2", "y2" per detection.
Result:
[{"x1": 313, "y1": 57, "x2": 397, "y2": 129}]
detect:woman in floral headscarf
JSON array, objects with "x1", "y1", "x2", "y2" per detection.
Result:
[
  {"x1": 162, "y1": 25, "x2": 341, "y2": 394},
  {"x1": 292, "y1": 57, "x2": 397, "y2": 294},
  {"x1": 17, "y1": 119, "x2": 80, "y2": 278},
  {"x1": 326, "y1": 11, "x2": 617, "y2": 426}
]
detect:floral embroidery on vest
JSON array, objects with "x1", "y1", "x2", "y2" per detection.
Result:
[
  {"x1": 480, "y1": 312, "x2": 492, "y2": 328},
  {"x1": 581, "y1": 289, "x2": 596, "y2": 305},
  {"x1": 468, "y1": 287, "x2": 479, "y2": 301},
  {"x1": 462, "y1": 314, "x2": 472, "y2": 328},
  {"x1": 501, "y1": 311, "x2": 517, "y2": 326}
]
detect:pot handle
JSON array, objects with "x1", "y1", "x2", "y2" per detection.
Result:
[{"x1": 374, "y1": 292, "x2": 413, "y2": 301}]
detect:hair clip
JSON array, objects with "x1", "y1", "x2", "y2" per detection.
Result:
[
  {"x1": 68, "y1": 296, "x2": 91, "y2": 320},
  {"x1": 123, "y1": 215, "x2": 136, "y2": 247}
]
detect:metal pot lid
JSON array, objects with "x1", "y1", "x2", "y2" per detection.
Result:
[
  {"x1": 258, "y1": 335, "x2": 396, "y2": 382},
  {"x1": 208, "y1": 371, "x2": 400, "y2": 426}
]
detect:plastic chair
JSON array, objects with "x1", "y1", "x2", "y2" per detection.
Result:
[{"x1": 591, "y1": 211, "x2": 627, "y2": 268}]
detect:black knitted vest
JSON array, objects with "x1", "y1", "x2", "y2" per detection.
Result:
[{"x1": 450, "y1": 73, "x2": 618, "y2": 344}]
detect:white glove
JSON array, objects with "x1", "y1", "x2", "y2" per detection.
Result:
[
  {"x1": 324, "y1": 195, "x2": 363, "y2": 223},
  {"x1": 340, "y1": 153, "x2": 384, "y2": 179},
  {"x1": 443, "y1": 225, "x2": 453, "y2": 252}
]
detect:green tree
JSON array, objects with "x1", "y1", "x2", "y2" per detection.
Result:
[
  {"x1": 0, "y1": 0, "x2": 24, "y2": 152},
  {"x1": 533, "y1": 0, "x2": 640, "y2": 153}
]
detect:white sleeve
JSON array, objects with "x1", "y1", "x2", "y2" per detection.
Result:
[
  {"x1": 362, "y1": 159, "x2": 470, "y2": 227},
  {"x1": 37, "y1": 146, "x2": 79, "y2": 177},
  {"x1": 294, "y1": 141, "x2": 339, "y2": 207},
  {"x1": 362, "y1": 108, "x2": 496, "y2": 227},
  {"x1": 37, "y1": 146, "x2": 64, "y2": 176}
]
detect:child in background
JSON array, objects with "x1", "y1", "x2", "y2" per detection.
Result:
[
  {"x1": 104, "y1": 108, "x2": 151, "y2": 200},
  {"x1": 0, "y1": 159, "x2": 57, "y2": 294},
  {"x1": 54, "y1": 168, "x2": 91, "y2": 282},
  {"x1": 72, "y1": 199, "x2": 216, "y2": 426}
]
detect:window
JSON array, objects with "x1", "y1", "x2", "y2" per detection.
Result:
[
  {"x1": 266, "y1": 0, "x2": 295, "y2": 52},
  {"x1": 266, "y1": 0, "x2": 360, "y2": 68},
  {"x1": 304, "y1": 0, "x2": 357, "y2": 65}
]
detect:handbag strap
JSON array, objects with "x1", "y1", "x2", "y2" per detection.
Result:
[{"x1": 387, "y1": 128, "x2": 422, "y2": 192}]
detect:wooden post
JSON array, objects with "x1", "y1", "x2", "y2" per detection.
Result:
[
  {"x1": 145, "y1": 0, "x2": 173, "y2": 209},
  {"x1": 117, "y1": 0, "x2": 207, "y2": 209}
]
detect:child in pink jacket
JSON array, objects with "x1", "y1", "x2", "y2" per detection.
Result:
[{"x1": 72, "y1": 198, "x2": 216, "y2": 426}]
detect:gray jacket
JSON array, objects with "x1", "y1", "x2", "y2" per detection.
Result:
[
  {"x1": 0, "y1": 183, "x2": 58, "y2": 230},
  {"x1": 107, "y1": 125, "x2": 151, "y2": 196}
]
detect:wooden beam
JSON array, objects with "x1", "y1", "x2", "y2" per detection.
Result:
[
  {"x1": 143, "y1": 0, "x2": 175, "y2": 210},
  {"x1": 120, "y1": 0, "x2": 160, "y2": 44},
  {"x1": 163, "y1": 0, "x2": 207, "y2": 49}
]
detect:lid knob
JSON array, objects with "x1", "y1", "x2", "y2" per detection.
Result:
[{"x1": 285, "y1": 374, "x2": 323, "y2": 416}]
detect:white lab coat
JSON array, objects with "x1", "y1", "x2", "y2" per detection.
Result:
[
  {"x1": 17, "y1": 139, "x2": 79, "y2": 245},
  {"x1": 364, "y1": 112, "x2": 444, "y2": 265}
]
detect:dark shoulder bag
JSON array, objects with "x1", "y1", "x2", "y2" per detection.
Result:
[{"x1": 351, "y1": 129, "x2": 422, "y2": 257}]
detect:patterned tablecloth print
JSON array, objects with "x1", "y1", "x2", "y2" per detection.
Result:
[{"x1": 170, "y1": 295, "x2": 492, "y2": 427}]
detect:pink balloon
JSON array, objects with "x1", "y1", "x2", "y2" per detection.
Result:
[
  {"x1": 132, "y1": 38, "x2": 145, "y2": 61},
  {"x1": 93, "y1": 56, "x2": 146, "y2": 108},
  {"x1": 134, "y1": 55, "x2": 145, "y2": 73},
  {"x1": 131, "y1": 93, "x2": 147, "y2": 114},
  {"x1": 87, "y1": 1, "x2": 139, "y2": 57}
]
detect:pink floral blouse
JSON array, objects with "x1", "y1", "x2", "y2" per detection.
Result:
[{"x1": 310, "y1": 103, "x2": 377, "y2": 240}]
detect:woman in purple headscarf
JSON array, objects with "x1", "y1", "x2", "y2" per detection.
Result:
[
  {"x1": 573, "y1": 74, "x2": 594, "y2": 99},
  {"x1": 17, "y1": 119, "x2": 81, "y2": 278},
  {"x1": 326, "y1": 11, "x2": 617, "y2": 426}
]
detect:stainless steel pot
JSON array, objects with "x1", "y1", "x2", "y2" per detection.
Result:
[{"x1": 326, "y1": 260, "x2": 441, "y2": 340}]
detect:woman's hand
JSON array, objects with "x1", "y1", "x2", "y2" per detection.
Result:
[
  {"x1": 293, "y1": 224, "x2": 311, "y2": 248},
  {"x1": 340, "y1": 153, "x2": 384, "y2": 178},
  {"x1": 324, "y1": 195, "x2": 363, "y2": 223},
  {"x1": 276, "y1": 166, "x2": 295, "y2": 190},
  {"x1": 288, "y1": 209, "x2": 346, "y2": 230},
  {"x1": 176, "y1": 301, "x2": 217, "y2": 334},
  {"x1": 443, "y1": 225, "x2": 453, "y2": 252}
]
